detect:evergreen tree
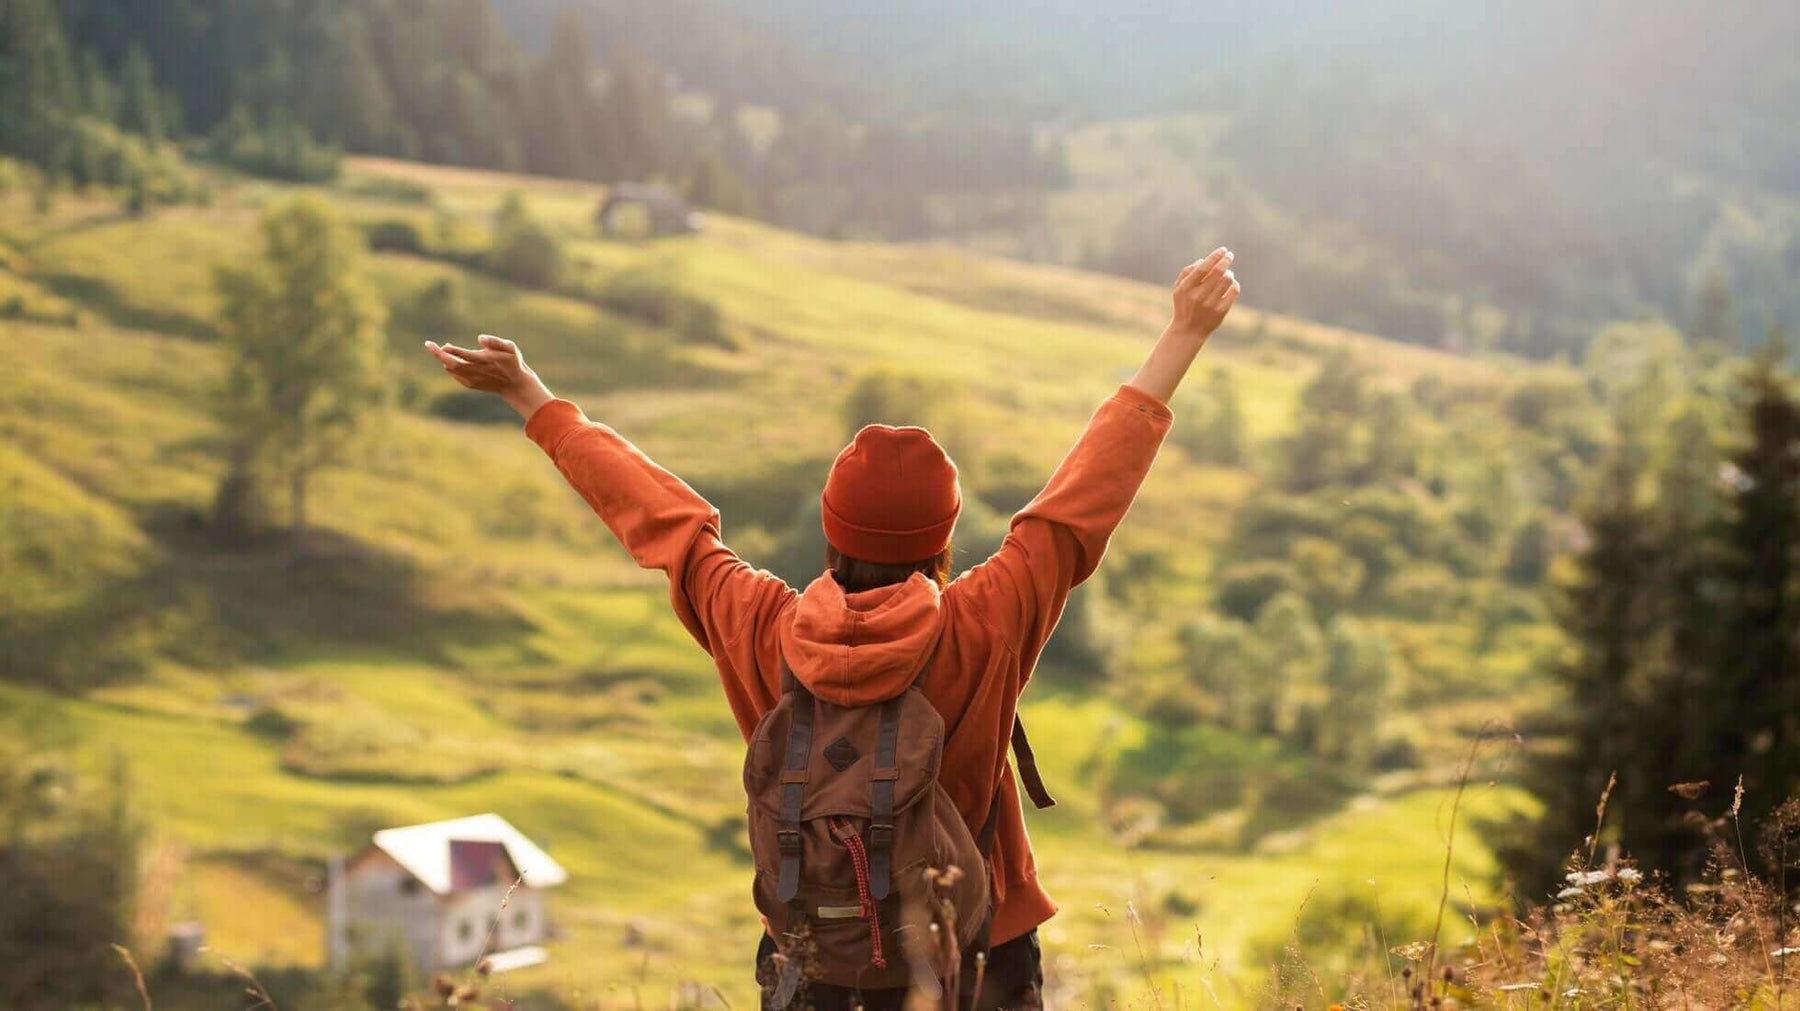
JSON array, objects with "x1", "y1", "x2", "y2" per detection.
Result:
[
  {"x1": 1707, "y1": 337, "x2": 1800, "y2": 846},
  {"x1": 1501, "y1": 440, "x2": 1663, "y2": 891},
  {"x1": 522, "y1": 5, "x2": 597, "y2": 177},
  {"x1": 0, "y1": 0, "x2": 79, "y2": 174},
  {"x1": 214, "y1": 198, "x2": 387, "y2": 555},
  {"x1": 76, "y1": 49, "x2": 116, "y2": 123},
  {"x1": 315, "y1": 7, "x2": 396, "y2": 152},
  {"x1": 595, "y1": 42, "x2": 673, "y2": 182},
  {"x1": 117, "y1": 43, "x2": 162, "y2": 141},
  {"x1": 1632, "y1": 398, "x2": 1728, "y2": 875}
]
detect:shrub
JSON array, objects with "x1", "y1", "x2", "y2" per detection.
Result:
[
  {"x1": 205, "y1": 105, "x2": 341, "y2": 182},
  {"x1": 345, "y1": 176, "x2": 434, "y2": 204},
  {"x1": 428, "y1": 390, "x2": 521, "y2": 426},
  {"x1": 400, "y1": 277, "x2": 472, "y2": 342},
  {"x1": 1382, "y1": 562, "x2": 1466, "y2": 619},
  {"x1": 488, "y1": 220, "x2": 564, "y2": 289},
  {"x1": 365, "y1": 218, "x2": 426, "y2": 254},
  {"x1": 594, "y1": 266, "x2": 733, "y2": 349},
  {"x1": 1214, "y1": 559, "x2": 1303, "y2": 621}
]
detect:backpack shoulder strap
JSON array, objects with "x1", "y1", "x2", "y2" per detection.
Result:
[
  {"x1": 1011, "y1": 716, "x2": 1056, "y2": 810},
  {"x1": 867, "y1": 638, "x2": 942, "y2": 901},
  {"x1": 775, "y1": 657, "x2": 814, "y2": 904},
  {"x1": 976, "y1": 715, "x2": 1058, "y2": 856}
]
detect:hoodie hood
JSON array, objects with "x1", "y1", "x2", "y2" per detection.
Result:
[{"x1": 779, "y1": 572, "x2": 944, "y2": 705}]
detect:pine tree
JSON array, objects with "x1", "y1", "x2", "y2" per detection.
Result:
[
  {"x1": 1708, "y1": 336, "x2": 1800, "y2": 847},
  {"x1": 526, "y1": 5, "x2": 597, "y2": 177},
  {"x1": 595, "y1": 42, "x2": 672, "y2": 182},
  {"x1": 0, "y1": 0, "x2": 79, "y2": 172},
  {"x1": 1634, "y1": 399, "x2": 1727, "y2": 876},
  {"x1": 76, "y1": 49, "x2": 116, "y2": 122},
  {"x1": 117, "y1": 44, "x2": 163, "y2": 141},
  {"x1": 315, "y1": 7, "x2": 397, "y2": 152},
  {"x1": 1501, "y1": 445, "x2": 1660, "y2": 892}
]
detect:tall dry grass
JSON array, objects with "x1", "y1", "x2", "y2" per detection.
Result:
[{"x1": 108, "y1": 775, "x2": 1800, "y2": 1010}]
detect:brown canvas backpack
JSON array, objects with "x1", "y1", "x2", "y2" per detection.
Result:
[{"x1": 744, "y1": 650, "x2": 1054, "y2": 1005}]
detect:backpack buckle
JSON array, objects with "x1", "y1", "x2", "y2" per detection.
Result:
[
  {"x1": 867, "y1": 822, "x2": 894, "y2": 849},
  {"x1": 777, "y1": 829, "x2": 803, "y2": 855}
]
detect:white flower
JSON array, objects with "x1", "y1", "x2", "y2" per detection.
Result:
[
  {"x1": 1557, "y1": 887, "x2": 1585, "y2": 900},
  {"x1": 1617, "y1": 868, "x2": 1642, "y2": 884}
]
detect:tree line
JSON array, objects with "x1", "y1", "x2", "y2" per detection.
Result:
[
  {"x1": 3, "y1": 0, "x2": 1067, "y2": 237},
  {"x1": 1502, "y1": 312, "x2": 1800, "y2": 893}
]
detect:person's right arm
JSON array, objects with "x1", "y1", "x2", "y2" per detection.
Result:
[
  {"x1": 425, "y1": 336, "x2": 794, "y2": 724},
  {"x1": 953, "y1": 247, "x2": 1239, "y2": 677}
]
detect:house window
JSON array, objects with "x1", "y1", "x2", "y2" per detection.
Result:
[
  {"x1": 458, "y1": 919, "x2": 474, "y2": 944},
  {"x1": 399, "y1": 878, "x2": 420, "y2": 896},
  {"x1": 513, "y1": 909, "x2": 530, "y2": 932}
]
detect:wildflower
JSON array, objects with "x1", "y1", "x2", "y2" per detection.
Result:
[
  {"x1": 1617, "y1": 867, "x2": 1642, "y2": 884},
  {"x1": 1771, "y1": 947, "x2": 1800, "y2": 958},
  {"x1": 1392, "y1": 942, "x2": 1429, "y2": 961},
  {"x1": 1557, "y1": 887, "x2": 1584, "y2": 900}
]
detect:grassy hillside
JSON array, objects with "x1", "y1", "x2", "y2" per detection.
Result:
[{"x1": 0, "y1": 155, "x2": 1555, "y2": 1007}]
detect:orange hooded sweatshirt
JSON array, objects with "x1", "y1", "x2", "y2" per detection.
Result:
[{"x1": 525, "y1": 384, "x2": 1173, "y2": 943}]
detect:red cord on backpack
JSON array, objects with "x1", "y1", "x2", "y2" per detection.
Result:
[{"x1": 828, "y1": 816, "x2": 886, "y2": 969}]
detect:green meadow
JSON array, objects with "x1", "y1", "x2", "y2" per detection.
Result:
[{"x1": 1, "y1": 156, "x2": 1550, "y2": 1006}]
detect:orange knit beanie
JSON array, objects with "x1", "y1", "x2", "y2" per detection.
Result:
[{"x1": 820, "y1": 425, "x2": 961, "y2": 564}]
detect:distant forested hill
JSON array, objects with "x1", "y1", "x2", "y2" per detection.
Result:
[
  {"x1": 9, "y1": 0, "x2": 1066, "y2": 240},
  {"x1": 500, "y1": 0, "x2": 1800, "y2": 356},
  {"x1": 11, "y1": 0, "x2": 1800, "y2": 357}
]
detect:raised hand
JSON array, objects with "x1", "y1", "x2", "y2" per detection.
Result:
[
  {"x1": 1166, "y1": 247, "x2": 1240, "y2": 345},
  {"x1": 424, "y1": 334, "x2": 554, "y2": 419},
  {"x1": 1126, "y1": 247, "x2": 1241, "y2": 403}
]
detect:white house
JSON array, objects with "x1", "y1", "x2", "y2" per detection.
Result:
[{"x1": 328, "y1": 813, "x2": 568, "y2": 976}]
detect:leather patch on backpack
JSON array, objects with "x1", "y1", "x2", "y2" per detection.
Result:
[{"x1": 822, "y1": 736, "x2": 859, "y2": 771}]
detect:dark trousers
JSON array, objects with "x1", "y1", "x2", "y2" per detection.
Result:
[{"x1": 756, "y1": 929, "x2": 1044, "y2": 1011}]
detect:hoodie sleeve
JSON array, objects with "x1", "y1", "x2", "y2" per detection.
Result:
[
  {"x1": 524, "y1": 400, "x2": 796, "y2": 675},
  {"x1": 950, "y1": 384, "x2": 1172, "y2": 681}
]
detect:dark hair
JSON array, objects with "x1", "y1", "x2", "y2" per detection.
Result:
[{"x1": 826, "y1": 543, "x2": 954, "y2": 593}]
